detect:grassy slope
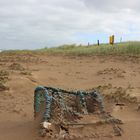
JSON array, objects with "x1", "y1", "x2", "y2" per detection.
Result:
[
  {"x1": 2, "y1": 41, "x2": 140, "y2": 56},
  {"x1": 40, "y1": 41, "x2": 140, "y2": 55}
]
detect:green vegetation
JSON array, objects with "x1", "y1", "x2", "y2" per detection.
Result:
[
  {"x1": 2, "y1": 41, "x2": 140, "y2": 56},
  {"x1": 40, "y1": 41, "x2": 140, "y2": 55}
]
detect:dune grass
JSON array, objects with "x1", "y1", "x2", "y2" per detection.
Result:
[
  {"x1": 40, "y1": 41, "x2": 140, "y2": 56},
  {"x1": 2, "y1": 41, "x2": 140, "y2": 56}
]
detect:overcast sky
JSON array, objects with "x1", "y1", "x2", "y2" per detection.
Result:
[{"x1": 0, "y1": 0, "x2": 140, "y2": 50}]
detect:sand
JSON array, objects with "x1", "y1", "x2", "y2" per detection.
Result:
[{"x1": 0, "y1": 53, "x2": 140, "y2": 140}]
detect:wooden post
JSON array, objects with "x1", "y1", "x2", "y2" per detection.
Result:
[{"x1": 97, "y1": 40, "x2": 100, "y2": 46}]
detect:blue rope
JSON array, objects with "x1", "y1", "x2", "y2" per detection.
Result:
[
  {"x1": 34, "y1": 86, "x2": 46, "y2": 113},
  {"x1": 34, "y1": 86, "x2": 104, "y2": 121},
  {"x1": 34, "y1": 86, "x2": 52, "y2": 121},
  {"x1": 43, "y1": 90, "x2": 52, "y2": 121}
]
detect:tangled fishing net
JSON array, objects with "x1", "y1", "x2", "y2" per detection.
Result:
[{"x1": 34, "y1": 86, "x2": 123, "y2": 138}]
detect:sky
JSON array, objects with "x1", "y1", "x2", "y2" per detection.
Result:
[{"x1": 0, "y1": 0, "x2": 140, "y2": 50}]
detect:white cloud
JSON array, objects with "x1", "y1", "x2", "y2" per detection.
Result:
[{"x1": 0, "y1": 0, "x2": 140, "y2": 49}]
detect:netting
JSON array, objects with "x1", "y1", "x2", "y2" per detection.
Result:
[
  {"x1": 34, "y1": 86, "x2": 104, "y2": 124},
  {"x1": 34, "y1": 86, "x2": 123, "y2": 137}
]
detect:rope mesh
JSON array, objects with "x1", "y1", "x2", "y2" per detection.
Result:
[{"x1": 34, "y1": 86, "x2": 104, "y2": 125}]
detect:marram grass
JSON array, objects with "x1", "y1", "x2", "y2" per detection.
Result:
[
  {"x1": 2, "y1": 41, "x2": 140, "y2": 56},
  {"x1": 40, "y1": 41, "x2": 140, "y2": 55}
]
